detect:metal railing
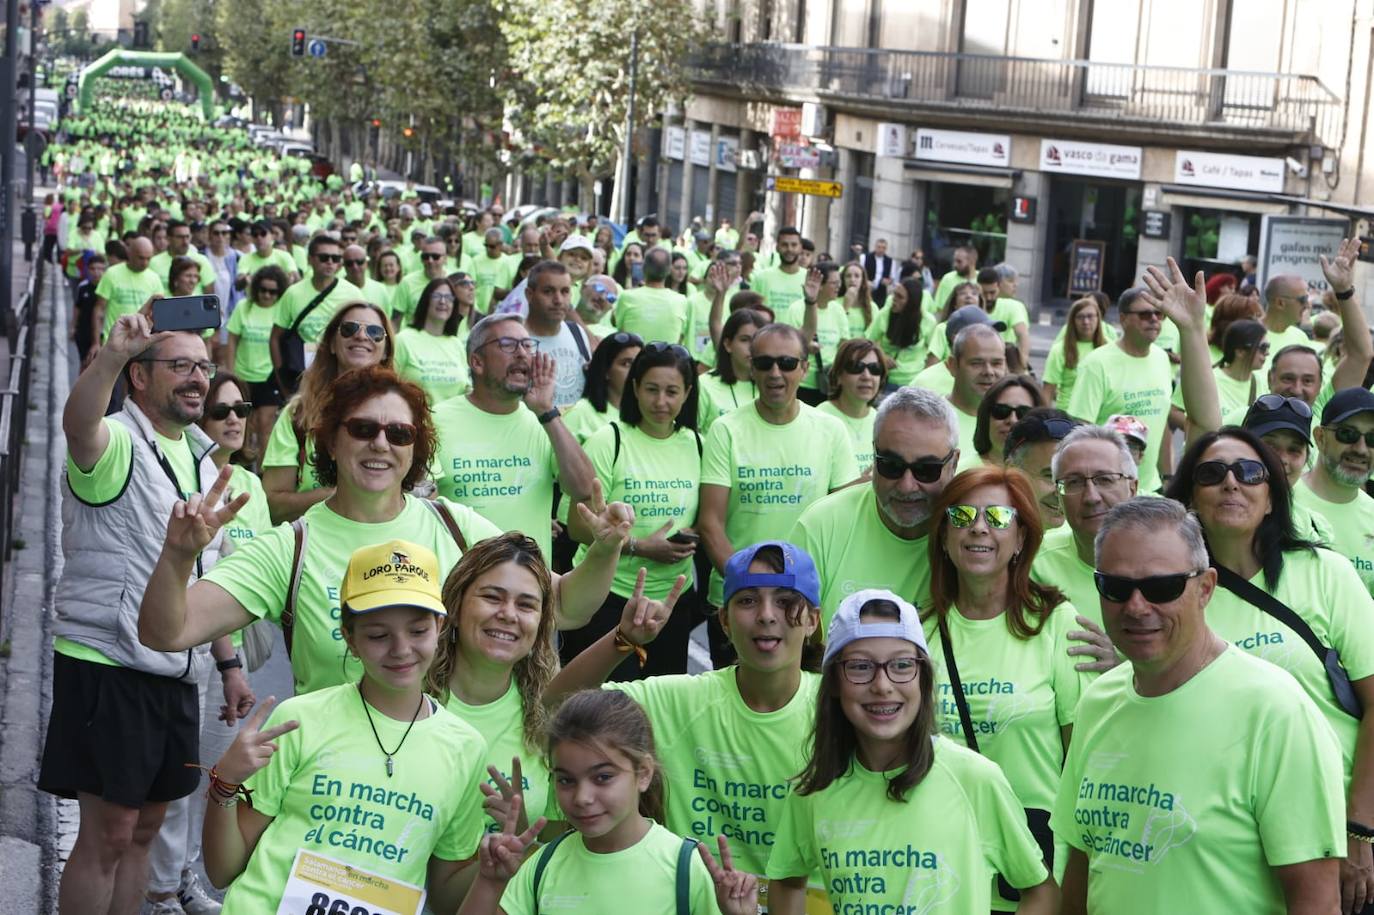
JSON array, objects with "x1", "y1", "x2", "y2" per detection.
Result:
[
  {"x1": 690, "y1": 43, "x2": 1344, "y2": 145},
  {"x1": 0, "y1": 255, "x2": 41, "y2": 598}
]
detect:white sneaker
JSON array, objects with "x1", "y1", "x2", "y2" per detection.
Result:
[
  {"x1": 177, "y1": 870, "x2": 223, "y2": 915},
  {"x1": 146, "y1": 899, "x2": 186, "y2": 915}
]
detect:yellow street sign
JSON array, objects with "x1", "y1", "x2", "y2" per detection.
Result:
[{"x1": 766, "y1": 176, "x2": 843, "y2": 198}]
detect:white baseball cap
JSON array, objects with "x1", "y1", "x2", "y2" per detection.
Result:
[
  {"x1": 822, "y1": 589, "x2": 928, "y2": 668},
  {"x1": 560, "y1": 235, "x2": 595, "y2": 257}
]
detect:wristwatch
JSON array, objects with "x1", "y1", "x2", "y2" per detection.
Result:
[
  {"x1": 536, "y1": 407, "x2": 561, "y2": 425},
  {"x1": 1335, "y1": 287, "x2": 1356, "y2": 301},
  {"x1": 216, "y1": 656, "x2": 243, "y2": 673}
]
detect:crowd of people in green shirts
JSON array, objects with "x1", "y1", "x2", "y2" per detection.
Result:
[{"x1": 37, "y1": 90, "x2": 1374, "y2": 915}]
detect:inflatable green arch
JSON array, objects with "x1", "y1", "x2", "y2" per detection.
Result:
[{"x1": 77, "y1": 50, "x2": 215, "y2": 119}]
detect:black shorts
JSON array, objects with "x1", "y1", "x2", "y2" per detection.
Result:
[
  {"x1": 248, "y1": 379, "x2": 284, "y2": 409},
  {"x1": 39, "y1": 652, "x2": 200, "y2": 807}
]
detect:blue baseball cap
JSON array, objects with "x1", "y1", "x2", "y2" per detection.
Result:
[
  {"x1": 721, "y1": 541, "x2": 821, "y2": 607},
  {"x1": 1321, "y1": 387, "x2": 1374, "y2": 427}
]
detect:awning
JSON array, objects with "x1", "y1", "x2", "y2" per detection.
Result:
[
  {"x1": 902, "y1": 160, "x2": 1017, "y2": 189},
  {"x1": 1158, "y1": 184, "x2": 1290, "y2": 215}
]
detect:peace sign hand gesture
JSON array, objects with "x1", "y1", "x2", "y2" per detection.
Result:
[
  {"x1": 477, "y1": 795, "x2": 548, "y2": 883},
  {"x1": 479, "y1": 757, "x2": 529, "y2": 835},
  {"x1": 576, "y1": 478, "x2": 635, "y2": 558},
  {"x1": 214, "y1": 696, "x2": 299, "y2": 785},
  {"x1": 618, "y1": 568, "x2": 687, "y2": 647},
  {"x1": 698, "y1": 835, "x2": 759, "y2": 915},
  {"x1": 163, "y1": 463, "x2": 251, "y2": 562}
]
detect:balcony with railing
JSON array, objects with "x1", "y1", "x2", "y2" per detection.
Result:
[{"x1": 690, "y1": 43, "x2": 1343, "y2": 148}]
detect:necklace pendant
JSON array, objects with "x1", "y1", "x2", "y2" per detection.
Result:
[{"x1": 386, "y1": 756, "x2": 394, "y2": 778}]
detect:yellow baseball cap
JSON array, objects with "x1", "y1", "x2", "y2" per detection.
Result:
[{"x1": 340, "y1": 540, "x2": 447, "y2": 617}]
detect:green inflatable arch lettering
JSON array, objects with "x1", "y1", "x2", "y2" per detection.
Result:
[{"x1": 77, "y1": 50, "x2": 215, "y2": 119}]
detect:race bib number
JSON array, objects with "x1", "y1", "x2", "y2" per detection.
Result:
[{"x1": 276, "y1": 849, "x2": 426, "y2": 915}]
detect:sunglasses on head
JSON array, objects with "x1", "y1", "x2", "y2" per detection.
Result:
[
  {"x1": 1249, "y1": 392, "x2": 1312, "y2": 417},
  {"x1": 645, "y1": 341, "x2": 690, "y2": 359},
  {"x1": 206, "y1": 401, "x2": 251, "y2": 420},
  {"x1": 338, "y1": 321, "x2": 387, "y2": 342},
  {"x1": 844, "y1": 360, "x2": 883, "y2": 376},
  {"x1": 873, "y1": 449, "x2": 955, "y2": 483},
  {"x1": 751, "y1": 355, "x2": 802, "y2": 372},
  {"x1": 1329, "y1": 426, "x2": 1374, "y2": 447},
  {"x1": 343, "y1": 418, "x2": 417, "y2": 446},
  {"x1": 1005, "y1": 417, "x2": 1079, "y2": 454},
  {"x1": 1194, "y1": 459, "x2": 1268, "y2": 487},
  {"x1": 945, "y1": 504, "x2": 1018, "y2": 529},
  {"x1": 989, "y1": 402, "x2": 1032, "y2": 421},
  {"x1": 1094, "y1": 569, "x2": 1205, "y2": 604},
  {"x1": 610, "y1": 332, "x2": 644, "y2": 346}
]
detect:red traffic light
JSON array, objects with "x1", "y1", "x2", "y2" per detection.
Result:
[
  {"x1": 190, "y1": 33, "x2": 201, "y2": 51},
  {"x1": 371, "y1": 118, "x2": 382, "y2": 128},
  {"x1": 291, "y1": 28, "x2": 307, "y2": 57}
]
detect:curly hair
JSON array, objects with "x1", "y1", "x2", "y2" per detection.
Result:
[
  {"x1": 426, "y1": 532, "x2": 559, "y2": 754},
  {"x1": 308, "y1": 365, "x2": 434, "y2": 492}
]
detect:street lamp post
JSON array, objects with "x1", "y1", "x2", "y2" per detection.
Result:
[
  {"x1": 617, "y1": 25, "x2": 639, "y2": 225},
  {"x1": 1, "y1": 0, "x2": 21, "y2": 312}
]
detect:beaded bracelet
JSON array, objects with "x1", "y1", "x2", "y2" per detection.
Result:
[{"x1": 188, "y1": 763, "x2": 255, "y2": 808}]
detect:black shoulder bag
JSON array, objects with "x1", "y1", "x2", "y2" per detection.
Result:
[
  {"x1": 276, "y1": 278, "x2": 338, "y2": 395},
  {"x1": 1213, "y1": 564, "x2": 1363, "y2": 717},
  {"x1": 936, "y1": 613, "x2": 1055, "y2": 902}
]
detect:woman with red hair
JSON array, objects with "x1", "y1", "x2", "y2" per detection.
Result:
[
  {"x1": 1204, "y1": 271, "x2": 1238, "y2": 305},
  {"x1": 924, "y1": 465, "x2": 1090, "y2": 911}
]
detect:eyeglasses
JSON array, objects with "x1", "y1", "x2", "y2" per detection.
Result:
[
  {"x1": 844, "y1": 360, "x2": 883, "y2": 376},
  {"x1": 430, "y1": 292, "x2": 456, "y2": 303},
  {"x1": 1329, "y1": 426, "x2": 1374, "y2": 447},
  {"x1": 1094, "y1": 569, "x2": 1205, "y2": 604},
  {"x1": 481, "y1": 336, "x2": 539, "y2": 354},
  {"x1": 315, "y1": 253, "x2": 343, "y2": 264},
  {"x1": 257, "y1": 286, "x2": 280, "y2": 297},
  {"x1": 609, "y1": 332, "x2": 643, "y2": 346},
  {"x1": 1055, "y1": 472, "x2": 1130, "y2": 496},
  {"x1": 420, "y1": 252, "x2": 444, "y2": 261},
  {"x1": 945, "y1": 504, "x2": 1018, "y2": 529},
  {"x1": 1123, "y1": 308, "x2": 1162, "y2": 321},
  {"x1": 1255, "y1": 342, "x2": 1271, "y2": 354},
  {"x1": 1194, "y1": 459, "x2": 1269, "y2": 487},
  {"x1": 873, "y1": 449, "x2": 954, "y2": 483},
  {"x1": 343, "y1": 418, "x2": 416, "y2": 446},
  {"x1": 989, "y1": 402, "x2": 1032, "y2": 421},
  {"x1": 645, "y1": 342, "x2": 690, "y2": 358},
  {"x1": 453, "y1": 279, "x2": 476, "y2": 288},
  {"x1": 206, "y1": 401, "x2": 252, "y2": 420},
  {"x1": 344, "y1": 258, "x2": 367, "y2": 267},
  {"x1": 751, "y1": 355, "x2": 802, "y2": 373},
  {"x1": 837, "y1": 656, "x2": 921, "y2": 685},
  {"x1": 338, "y1": 321, "x2": 387, "y2": 342},
  {"x1": 137, "y1": 358, "x2": 216, "y2": 378}
]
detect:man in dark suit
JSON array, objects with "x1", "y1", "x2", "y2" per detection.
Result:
[{"x1": 863, "y1": 237, "x2": 898, "y2": 307}]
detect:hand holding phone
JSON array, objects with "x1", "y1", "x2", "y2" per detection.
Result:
[{"x1": 152, "y1": 295, "x2": 221, "y2": 334}]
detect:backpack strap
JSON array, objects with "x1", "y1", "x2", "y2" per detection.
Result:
[
  {"x1": 611, "y1": 422, "x2": 622, "y2": 467},
  {"x1": 936, "y1": 612, "x2": 979, "y2": 752},
  {"x1": 290, "y1": 404, "x2": 308, "y2": 491},
  {"x1": 531, "y1": 829, "x2": 575, "y2": 904},
  {"x1": 425, "y1": 498, "x2": 469, "y2": 552},
  {"x1": 566, "y1": 319, "x2": 592, "y2": 363},
  {"x1": 691, "y1": 428, "x2": 702, "y2": 459},
  {"x1": 282, "y1": 518, "x2": 309, "y2": 658},
  {"x1": 289, "y1": 278, "x2": 338, "y2": 334},
  {"x1": 675, "y1": 835, "x2": 697, "y2": 915}
]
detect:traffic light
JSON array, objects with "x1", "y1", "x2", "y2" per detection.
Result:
[
  {"x1": 190, "y1": 33, "x2": 200, "y2": 52},
  {"x1": 402, "y1": 126, "x2": 415, "y2": 139},
  {"x1": 370, "y1": 118, "x2": 381, "y2": 128},
  {"x1": 291, "y1": 28, "x2": 306, "y2": 57}
]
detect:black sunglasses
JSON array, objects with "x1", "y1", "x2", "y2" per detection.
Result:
[
  {"x1": 873, "y1": 449, "x2": 955, "y2": 483},
  {"x1": 751, "y1": 355, "x2": 802, "y2": 372},
  {"x1": 1194, "y1": 459, "x2": 1269, "y2": 487},
  {"x1": 1330, "y1": 426, "x2": 1374, "y2": 447},
  {"x1": 338, "y1": 321, "x2": 387, "y2": 342},
  {"x1": 315, "y1": 253, "x2": 343, "y2": 263},
  {"x1": 1094, "y1": 569, "x2": 1205, "y2": 604},
  {"x1": 1004, "y1": 417, "x2": 1079, "y2": 454},
  {"x1": 844, "y1": 360, "x2": 883, "y2": 376},
  {"x1": 609, "y1": 332, "x2": 643, "y2": 346},
  {"x1": 206, "y1": 401, "x2": 252, "y2": 421},
  {"x1": 344, "y1": 258, "x2": 367, "y2": 267},
  {"x1": 645, "y1": 341, "x2": 690, "y2": 359},
  {"x1": 1250, "y1": 393, "x2": 1313, "y2": 418},
  {"x1": 989, "y1": 403, "x2": 1032, "y2": 421},
  {"x1": 420, "y1": 252, "x2": 445, "y2": 261},
  {"x1": 343, "y1": 418, "x2": 416, "y2": 446}
]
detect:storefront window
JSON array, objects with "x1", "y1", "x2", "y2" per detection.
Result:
[
  {"x1": 1044, "y1": 178, "x2": 1141, "y2": 306},
  {"x1": 1180, "y1": 208, "x2": 1259, "y2": 278},
  {"x1": 922, "y1": 182, "x2": 1009, "y2": 274}
]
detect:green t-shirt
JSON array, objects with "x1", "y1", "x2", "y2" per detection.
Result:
[
  {"x1": 953, "y1": 404, "x2": 980, "y2": 474},
  {"x1": 1172, "y1": 366, "x2": 1255, "y2": 416},
  {"x1": 749, "y1": 266, "x2": 806, "y2": 317},
  {"x1": 561, "y1": 399, "x2": 615, "y2": 445},
  {"x1": 788, "y1": 483, "x2": 931, "y2": 628},
  {"x1": 1029, "y1": 527, "x2": 1102, "y2": 627},
  {"x1": 991, "y1": 298, "x2": 1029, "y2": 345},
  {"x1": 926, "y1": 602, "x2": 1085, "y2": 907},
  {"x1": 614, "y1": 285, "x2": 690, "y2": 345},
  {"x1": 220, "y1": 684, "x2": 488, "y2": 914},
  {"x1": 1068, "y1": 344, "x2": 1173, "y2": 492},
  {"x1": 815, "y1": 401, "x2": 874, "y2": 474},
  {"x1": 1261, "y1": 323, "x2": 1312, "y2": 374},
  {"x1": 608, "y1": 667, "x2": 820, "y2": 878},
  {"x1": 222, "y1": 463, "x2": 272, "y2": 549},
  {"x1": 1203, "y1": 547, "x2": 1374, "y2": 786},
  {"x1": 201, "y1": 495, "x2": 500, "y2": 694},
  {"x1": 1292, "y1": 481, "x2": 1374, "y2": 595},
  {"x1": 695, "y1": 374, "x2": 753, "y2": 434},
  {"x1": 499, "y1": 821, "x2": 721, "y2": 915},
  {"x1": 685, "y1": 288, "x2": 717, "y2": 367},
  {"x1": 430, "y1": 398, "x2": 560, "y2": 561},
  {"x1": 392, "y1": 272, "x2": 437, "y2": 325},
  {"x1": 443, "y1": 682, "x2": 554, "y2": 833},
  {"x1": 358, "y1": 277, "x2": 393, "y2": 313},
  {"x1": 784, "y1": 298, "x2": 851, "y2": 390},
  {"x1": 272, "y1": 277, "x2": 365, "y2": 344},
  {"x1": 149, "y1": 249, "x2": 215, "y2": 294},
  {"x1": 94, "y1": 262, "x2": 166, "y2": 341},
  {"x1": 392, "y1": 328, "x2": 470, "y2": 408},
  {"x1": 469, "y1": 252, "x2": 518, "y2": 313},
  {"x1": 1041, "y1": 340, "x2": 1102, "y2": 411},
  {"x1": 1050, "y1": 646, "x2": 1345, "y2": 914},
  {"x1": 700, "y1": 403, "x2": 859, "y2": 606},
  {"x1": 910, "y1": 360, "x2": 955, "y2": 396},
  {"x1": 866, "y1": 306, "x2": 935, "y2": 387},
  {"x1": 932, "y1": 269, "x2": 971, "y2": 312},
  {"x1": 767, "y1": 740, "x2": 1049, "y2": 913},
  {"x1": 575, "y1": 423, "x2": 701, "y2": 600},
  {"x1": 226, "y1": 301, "x2": 278, "y2": 382},
  {"x1": 262, "y1": 403, "x2": 319, "y2": 492}
]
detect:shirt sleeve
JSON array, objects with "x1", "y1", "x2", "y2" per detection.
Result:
[
  {"x1": 1050, "y1": 712, "x2": 1089, "y2": 853},
  {"x1": 66, "y1": 418, "x2": 133, "y2": 503},
  {"x1": 445, "y1": 498, "x2": 505, "y2": 546},
  {"x1": 432, "y1": 732, "x2": 491, "y2": 862},
  {"x1": 824, "y1": 419, "x2": 860, "y2": 489},
  {"x1": 1318, "y1": 550, "x2": 1374, "y2": 680},
  {"x1": 498, "y1": 850, "x2": 540, "y2": 915},
  {"x1": 1067, "y1": 358, "x2": 1105, "y2": 423},
  {"x1": 1252, "y1": 681, "x2": 1346, "y2": 866},
  {"x1": 227, "y1": 304, "x2": 246, "y2": 336},
  {"x1": 700, "y1": 421, "x2": 734, "y2": 488},
  {"x1": 1042, "y1": 343, "x2": 1065, "y2": 386},
  {"x1": 262, "y1": 404, "x2": 303, "y2": 470},
  {"x1": 974, "y1": 757, "x2": 1051, "y2": 890},
  {"x1": 584, "y1": 424, "x2": 617, "y2": 497},
  {"x1": 764, "y1": 788, "x2": 818, "y2": 880},
  {"x1": 199, "y1": 523, "x2": 294, "y2": 622},
  {"x1": 1050, "y1": 603, "x2": 1086, "y2": 728}
]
